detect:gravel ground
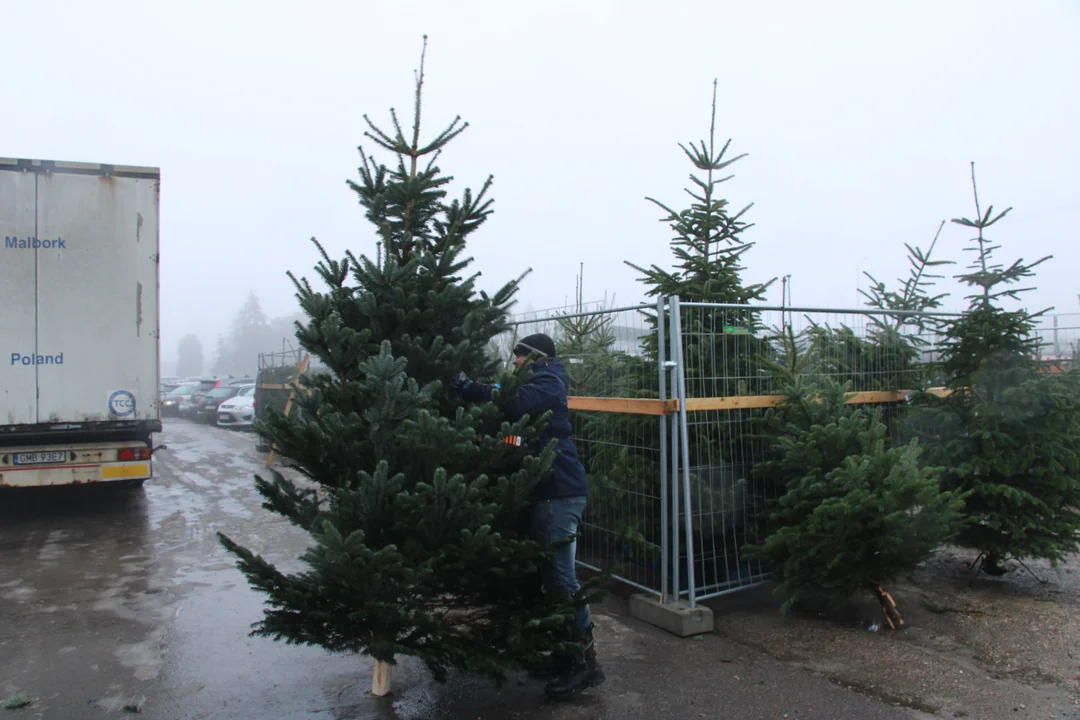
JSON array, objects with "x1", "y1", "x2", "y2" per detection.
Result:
[{"x1": 709, "y1": 546, "x2": 1080, "y2": 719}]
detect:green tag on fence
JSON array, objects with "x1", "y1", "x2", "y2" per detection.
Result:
[{"x1": 723, "y1": 326, "x2": 751, "y2": 335}]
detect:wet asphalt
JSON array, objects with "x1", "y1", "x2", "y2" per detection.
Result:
[{"x1": 0, "y1": 419, "x2": 925, "y2": 720}]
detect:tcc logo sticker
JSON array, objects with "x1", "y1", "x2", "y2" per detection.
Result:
[{"x1": 109, "y1": 390, "x2": 137, "y2": 418}]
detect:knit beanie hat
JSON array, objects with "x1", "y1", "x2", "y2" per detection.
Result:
[{"x1": 513, "y1": 333, "x2": 556, "y2": 359}]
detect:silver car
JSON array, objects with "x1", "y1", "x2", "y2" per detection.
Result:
[{"x1": 217, "y1": 384, "x2": 256, "y2": 429}]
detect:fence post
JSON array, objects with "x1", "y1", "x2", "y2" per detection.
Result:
[
  {"x1": 668, "y1": 299, "x2": 681, "y2": 604},
  {"x1": 671, "y1": 297, "x2": 698, "y2": 608},
  {"x1": 657, "y1": 295, "x2": 670, "y2": 605}
]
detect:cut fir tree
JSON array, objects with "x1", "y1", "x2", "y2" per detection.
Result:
[
  {"x1": 217, "y1": 38, "x2": 592, "y2": 693},
  {"x1": 626, "y1": 78, "x2": 774, "y2": 386},
  {"x1": 803, "y1": 221, "x2": 956, "y2": 394},
  {"x1": 746, "y1": 327, "x2": 964, "y2": 628},
  {"x1": 912, "y1": 163, "x2": 1080, "y2": 576},
  {"x1": 624, "y1": 80, "x2": 778, "y2": 591},
  {"x1": 854, "y1": 220, "x2": 955, "y2": 391}
]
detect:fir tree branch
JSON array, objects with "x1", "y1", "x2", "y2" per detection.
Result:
[{"x1": 361, "y1": 112, "x2": 404, "y2": 155}]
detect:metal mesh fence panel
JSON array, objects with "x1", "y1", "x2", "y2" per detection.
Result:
[
  {"x1": 496, "y1": 299, "x2": 959, "y2": 603},
  {"x1": 674, "y1": 302, "x2": 953, "y2": 602},
  {"x1": 501, "y1": 301, "x2": 667, "y2": 595},
  {"x1": 1035, "y1": 313, "x2": 1080, "y2": 370},
  {"x1": 258, "y1": 348, "x2": 305, "y2": 371}
]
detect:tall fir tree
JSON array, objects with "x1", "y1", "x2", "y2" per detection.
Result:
[
  {"x1": 797, "y1": 223, "x2": 955, "y2": 400},
  {"x1": 746, "y1": 327, "x2": 964, "y2": 627},
  {"x1": 846, "y1": 221, "x2": 956, "y2": 391},
  {"x1": 217, "y1": 38, "x2": 592, "y2": 689},
  {"x1": 626, "y1": 78, "x2": 774, "y2": 385},
  {"x1": 624, "y1": 81, "x2": 777, "y2": 592},
  {"x1": 912, "y1": 163, "x2": 1080, "y2": 575},
  {"x1": 860, "y1": 221, "x2": 953, "y2": 325}
]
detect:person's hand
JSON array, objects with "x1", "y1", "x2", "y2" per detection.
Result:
[{"x1": 451, "y1": 371, "x2": 470, "y2": 391}]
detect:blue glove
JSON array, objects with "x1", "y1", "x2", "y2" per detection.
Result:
[{"x1": 451, "y1": 371, "x2": 471, "y2": 392}]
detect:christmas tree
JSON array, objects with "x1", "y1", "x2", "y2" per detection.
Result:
[
  {"x1": 624, "y1": 80, "x2": 777, "y2": 591},
  {"x1": 555, "y1": 266, "x2": 621, "y2": 396},
  {"x1": 850, "y1": 221, "x2": 956, "y2": 391},
  {"x1": 746, "y1": 327, "x2": 964, "y2": 627},
  {"x1": 799, "y1": 222, "x2": 955, "y2": 398},
  {"x1": 626, "y1": 79, "x2": 774, "y2": 385},
  {"x1": 912, "y1": 163, "x2": 1080, "y2": 575},
  {"x1": 860, "y1": 221, "x2": 954, "y2": 322},
  {"x1": 217, "y1": 38, "x2": 592, "y2": 691}
]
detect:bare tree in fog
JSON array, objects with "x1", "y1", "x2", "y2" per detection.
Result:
[
  {"x1": 211, "y1": 291, "x2": 300, "y2": 376},
  {"x1": 176, "y1": 333, "x2": 204, "y2": 377}
]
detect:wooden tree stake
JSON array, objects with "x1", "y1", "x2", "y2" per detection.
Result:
[
  {"x1": 372, "y1": 659, "x2": 392, "y2": 696},
  {"x1": 871, "y1": 583, "x2": 905, "y2": 630}
]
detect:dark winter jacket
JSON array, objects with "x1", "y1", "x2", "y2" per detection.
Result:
[{"x1": 458, "y1": 358, "x2": 589, "y2": 500}]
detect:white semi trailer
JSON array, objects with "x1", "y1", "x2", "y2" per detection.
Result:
[{"x1": 0, "y1": 157, "x2": 162, "y2": 488}]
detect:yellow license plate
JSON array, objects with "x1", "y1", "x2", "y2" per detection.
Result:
[{"x1": 101, "y1": 463, "x2": 149, "y2": 479}]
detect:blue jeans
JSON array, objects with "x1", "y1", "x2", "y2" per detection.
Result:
[{"x1": 529, "y1": 496, "x2": 591, "y2": 630}]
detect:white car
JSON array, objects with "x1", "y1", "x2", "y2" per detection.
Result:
[{"x1": 217, "y1": 384, "x2": 256, "y2": 429}]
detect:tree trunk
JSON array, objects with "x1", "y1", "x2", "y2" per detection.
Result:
[
  {"x1": 869, "y1": 583, "x2": 905, "y2": 630},
  {"x1": 372, "y1": 659, "x2": 392, "y2": 696}
]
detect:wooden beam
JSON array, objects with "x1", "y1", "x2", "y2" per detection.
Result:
[
  {"x1": 845, "y1": 391, "x2": 907, "y2": 404},
  {"x1": 680, "y1": 395, "x2": 786, "y2": 411},
  {"x1": 566, "y1": 387, "x2": 953, "y2": 415},
  {"x1": 567, "y1": 397, "x2": 669, "y2": 415}
]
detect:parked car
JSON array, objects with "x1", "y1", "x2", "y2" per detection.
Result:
[
  {"x1": 189, "y1": 375, "x2": 256, "y2": 408},
  {"x1": 194, "y1": 385, "x2": 247, "y2": 422},
  {"x1": 217, "y1": 385, "x2": 256, "y2": 429},
  {"x1": 160, "y1": 379, "x2": 184, "y2": 400},
  {"x1": 161, "y1": 382, "x2": 199, "y2": 417}
]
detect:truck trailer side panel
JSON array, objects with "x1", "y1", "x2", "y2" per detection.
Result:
[
  {"x1": 34, "y1": 168, "x2": 160, "y2": 424},
  {"x1": 0, "y1": 166, "x2": 39, "y2": 425}
]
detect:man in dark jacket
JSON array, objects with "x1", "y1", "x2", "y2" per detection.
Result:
[{"x1": 452, "y1": 333, "x2": 604, "y2": 701}]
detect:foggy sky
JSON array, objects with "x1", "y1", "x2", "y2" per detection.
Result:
[{"x1": 4, "y1": 0, "x2": 1078, "y2": 370}]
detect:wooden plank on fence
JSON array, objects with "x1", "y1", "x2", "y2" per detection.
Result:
[
  {"x1": 844, "y1": 391, "x2": 907, "y2": 404},
  {"x1": 567, "y1": 387, "x2": 953, "y2": 415},
  {"x1": 567, "y1": 397, "x2": 669, "y2": 415},
  {"x1": 680, "y1": 395, "x2": 786, "y2": 411},
  {"x1": 256, "y1": 383, "x2": 292, "y2": 390}
]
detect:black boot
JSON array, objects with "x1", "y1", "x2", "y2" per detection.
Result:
[{"x1": 544, "y1": 624, "x2": 605, "y2": 701}]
